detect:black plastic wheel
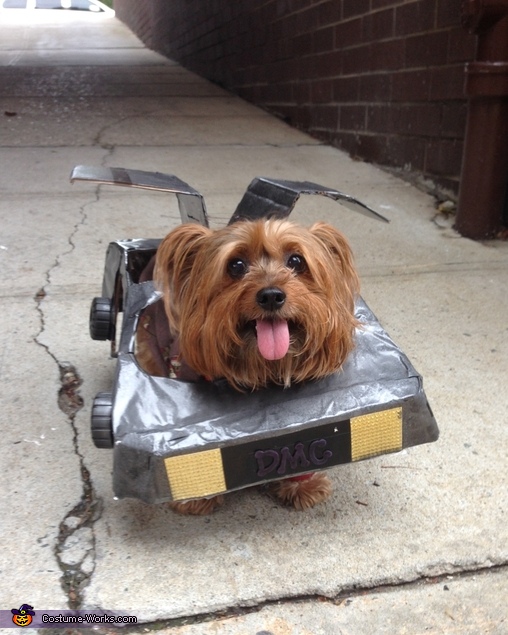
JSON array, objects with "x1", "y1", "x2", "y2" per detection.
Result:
[
  {"x1": 90, "y1": 297, "x2": 113, "y2": 340},
  {"x1": 91, "y1": 392, "x2": 113, "y2": 449}
]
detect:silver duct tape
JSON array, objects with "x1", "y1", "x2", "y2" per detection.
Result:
[{"x1": 111, "y1": 285, "x2": 438, "y2": 503}]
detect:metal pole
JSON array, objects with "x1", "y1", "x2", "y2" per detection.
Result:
[{"x1": 456, "y1": 0, "x2": 508, "y2": 239}]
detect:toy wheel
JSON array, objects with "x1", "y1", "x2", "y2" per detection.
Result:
[
  {"x1": 90, "y1": 297, "x2": 113, "y2": 340},
  {"x1": 91, "y1": 392, "x2": 113, "y2": 449}
]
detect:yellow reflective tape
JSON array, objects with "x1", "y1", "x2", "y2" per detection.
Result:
[
  {"x1": 350, "y1": 407, "x2": 403, "y2": 462},
  {"x1": 164, "y1": 449, "x2": 226, "y2": 501}
]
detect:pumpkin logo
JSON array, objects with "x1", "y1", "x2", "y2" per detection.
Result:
[{"x1": 11, "y1": 605, "x2": 35, "y2": 628}]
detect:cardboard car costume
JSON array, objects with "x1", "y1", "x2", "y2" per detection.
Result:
[{"x1": 72, "y1": 166, "x2": 439, "y2": 504}]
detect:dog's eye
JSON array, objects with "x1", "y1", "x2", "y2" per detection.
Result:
[
  {"x1": 227, "y1": 258, "x2": 249, "y2": 278},
  {"x1": 286, "y1": 254, "x2": 306, "y2": 273}
]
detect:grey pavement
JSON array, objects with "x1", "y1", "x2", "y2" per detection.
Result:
[{"x1": 0, "y1": 8, "x2": 507, "y2": 635}]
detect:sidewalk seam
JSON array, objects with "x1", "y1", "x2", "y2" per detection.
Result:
[{"x1": 100, "y1": 563, "x2": 508, "y2": 632}]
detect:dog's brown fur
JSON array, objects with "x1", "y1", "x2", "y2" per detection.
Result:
[{"x1": 137, "y1": 219, "x2": 359, "y2": 514}]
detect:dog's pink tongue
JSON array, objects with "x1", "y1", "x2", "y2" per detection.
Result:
[{"x1": 255, "y1": 319, "x2": 290, "y2": 360}]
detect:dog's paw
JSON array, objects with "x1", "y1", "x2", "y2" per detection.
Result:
[
  {"x1": 169, "y1": 495, "x2": 224, "y2": 516},
  {"x1": 268, "y1": 473, "x2": 332, "y2": 510}
]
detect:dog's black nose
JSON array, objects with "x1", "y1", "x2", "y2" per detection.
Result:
[{"x1": 256, "y1": 287, "x2": 286, "y2": 311}]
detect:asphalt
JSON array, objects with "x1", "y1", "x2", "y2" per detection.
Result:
[{"x1": 0, "y1": 8, "x2": 507, "y2": 635}]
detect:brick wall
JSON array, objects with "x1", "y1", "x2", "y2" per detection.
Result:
[{"x1": 115, "y1": 0, "x2": 477, "y2": 196}]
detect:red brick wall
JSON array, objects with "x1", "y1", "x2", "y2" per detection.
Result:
[{"x1": 115, "y1": 0, "x2": 477, "y2": 196}]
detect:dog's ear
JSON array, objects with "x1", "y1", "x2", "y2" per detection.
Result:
[
  {"x1": 154, "y1": 223, "x2": 211, "y2": 330},
  {"x1": 309, "y1": 222, "x2": 360, "y2": 297}
]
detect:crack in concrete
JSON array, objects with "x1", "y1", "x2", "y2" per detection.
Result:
[
  {"x1": 33, "y1": 191, "x2": 103, "y2": 610},
  {"x1": 92, "y1": 108, "x2": 169, "y2": 148},
  {"x1": 54, "y1": 362, "x2": 103, "y2": 610},
  {"x1": 78, "y1": 563, "x2": 508, "y2": 634}
]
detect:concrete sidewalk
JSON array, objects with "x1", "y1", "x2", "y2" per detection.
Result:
[{"x1": 0, "y1": 9, "x2": 506, "y2": 634}]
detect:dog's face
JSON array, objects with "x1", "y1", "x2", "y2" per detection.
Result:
[{"x1": 154, "y1": 219, "x2": 359, "y2": 390}]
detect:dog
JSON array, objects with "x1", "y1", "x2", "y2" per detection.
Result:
[{"x1": 137, "y1": 218, "x2": 359, "y2": 515}]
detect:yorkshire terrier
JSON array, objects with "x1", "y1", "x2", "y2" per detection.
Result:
[{"x1": 137, "y1": 218, "x2": 359, "y2": 515}]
